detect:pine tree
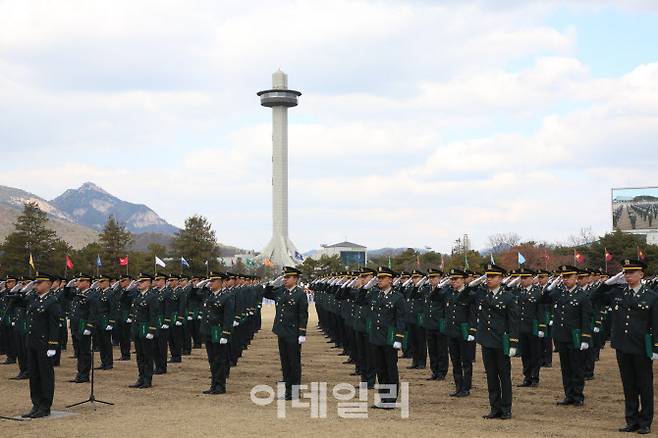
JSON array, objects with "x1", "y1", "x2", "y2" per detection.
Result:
[
  {"x1": 98, "y1": 215, "x2": 133, "y2": 277},
  {"x1": 171, "y1": 215, "x2": 219, "y2": 274}
]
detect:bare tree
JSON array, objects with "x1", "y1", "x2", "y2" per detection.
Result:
[
  {"x1": 567, "y1": 226, "x2": 597, "y2": 246},
  {"x1": 487, "y1": 232, "x2": 521, "y2": 253}
]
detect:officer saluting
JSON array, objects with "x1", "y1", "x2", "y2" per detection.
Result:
[
  {"x1": 129, "y1": 273, "x2": 159, "y2": 389},
  {"x1": 263, "y1": 266, "x2": 308, "y2": 401},
  {"x1": 22, "y1": 272, "x2": 61, "y2": 419},
  {"x1": 591, "y1": 259, "x2": 658, "y2": 434}
]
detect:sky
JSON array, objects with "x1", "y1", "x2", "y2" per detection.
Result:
[{"x1": 1, "y1": 0, "x2": 658, "y2": 253}]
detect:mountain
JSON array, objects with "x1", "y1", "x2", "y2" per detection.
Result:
[
  {"x1": 0, "y1": 185, "x2": 98, "y2": 249},
  {"x1": 51, "y1": 182, "x2": 179, "y2": 235}
]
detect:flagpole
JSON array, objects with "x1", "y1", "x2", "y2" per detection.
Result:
[{"x1": 573, "y1": 249, "x2": 576, "y2": 265}]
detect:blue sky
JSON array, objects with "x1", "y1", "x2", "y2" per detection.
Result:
[{"x1": 1, "y1": 1, "x2": 657, "y2": 252}]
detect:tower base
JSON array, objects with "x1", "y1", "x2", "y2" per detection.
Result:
[{"x1": 261, "y1": 235, "x2": 302, "y2": 267}]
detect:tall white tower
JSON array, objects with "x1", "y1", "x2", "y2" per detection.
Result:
[{"x1": 258, "y1": 70, "x2": 302, "y2": 267}]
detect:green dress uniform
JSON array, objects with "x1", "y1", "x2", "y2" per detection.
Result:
[
  {"x1": 590, "y1": 260, "x2": 658, "y2": 433},
  {"x1": 90, "y1": 284, "x2": 116, "y2": 369},
  {"x1": 421, "y1": 271, "x2": 449, "y2": 380},
  {"x1": 263, "y1": 267, "x2": 308, "y2": 400},
  {"x1": 129, "y1": 276, "x2": 159, "y2": 388},
  {"x1": 25, "y1": 277, "x2": 61, "y2": 417},
  {"x1": 69, "y1": 280, "x2": 97, "y2": 383}
]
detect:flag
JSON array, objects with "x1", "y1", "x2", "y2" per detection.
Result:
[
  {"x1": 638, "y1": 245, "x2": 647, "y2": 261},
  {"x1": 155, "y1": 256, "x2": 166, "y2": 268},
  {"x1": 604, "y1": 248, "x2": 613, "y2": 262},
  {"x1": 96, "y1": 255, "x2": 102, "y2": 268},
  {"x1": 263, "y1": 257, "x2": 273, "y2": 268},
  {"x1": 387, "y1": 256, "x2": 392, "y2": 269},
  {"x1": 119, "y1": 256, "x2": 129, "y2": 267},
  {"x1": 574, "y1": 250, "x2": 585, "y2": 264},
  {"x1": 464, "y1": 254, "x2": 470, "y2": 270},
  {"x1": 28, "y1": 252, "x2": 36, "y2": 271},
  {"x1": 66, "y1": 255, "x2": 74, "y2": 270},
  {"x1": 490, "y1": 254, "x2": 495, "y2": 264},
  {"x1": 518, "y1": 252, "x2": 526, "y2": 265},
  {"x1": 204, "y1": 260, "x2": 209, "y2": 266},
  {"x1": 294, "y1": 251, "x2": 304, "y2": 262},
  {"x1": 439, "y1": 254, "x2": 445, "y2": 272},
  {"x1": 416, "y1": 254, "x2": 421, "y2": 268},
  {"x1": 180, "y1": 257, "x2": 190, "y2": 268}
]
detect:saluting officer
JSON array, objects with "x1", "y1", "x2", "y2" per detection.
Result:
[
  {"x1": 542, "y1": 265, "x2": 593, "y2": 407},
  {"x1": 68, "y1": 273, "x2": 96, "y2": 383},
  {"x1": 422, "y1": 268, "x2": 449, "y2": 381},
  {"x1": 22, "y1": 272, "x2": 61, "y2": 419},
  {"x1": 129, "y1": 273, "x2": 159, "y2": 389},
  {"x1": 263, "y1": 266, "x2": 309, "y2": 400},
  {"x1": 91, "y1": 274, "x2": 115, "y2": 370},
  {"x1": 458, "y1": 264, "x2": 519, "y2": 420},
  {"x1": 200, "y1": 272, "x2": 235, "y2": 394},
  {"x1": 591, "y1": 259, "x2": 658, "y2": 434}
]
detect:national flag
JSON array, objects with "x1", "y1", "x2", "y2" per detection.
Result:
[
  {"x1": 416, "y1": 254, "x2": 420, "y2": 268},
  {"x1": 294, "y1": 251, "x2": 304, "y2": 262},
  {"x1": 66, "y1": 255, "x2": 74, "y2": 270},
  {"x1": 518, "y1": 252, "x2": 526, "y2": 265},
  {"x1": 204, "y1": 260, "x2": 209, "y2": 266},
  {"x1": 180, "y1": 257, "x2": 190, "y2": 268},
  {"x1": 263, "y1": 257, "x2": 273, "y2": 268},
  {"x1": 96, "y1": 254, "x2": 103, "y2": 268},
  {"x1": 574, "y1": 250, "x2": 585, "y2": 264},
  {"x1": 604, "y1": 248, "x2": 613, "y2": 262},
  {"x1": 155, "y1": 256, "x2": 166, "y2": 268},
  {"x1": 490, "y1": 254, "x2": 495, "y2": 264},
  {"x1": 119, "y1": 256, "x2": 129, "y2": 267},
  {"x1": 439, "y1": 254, "x2": 445, "y2": 272},
  {"x1": 387, "y1": 256, "x2": 392, "y2": 269},
  {"x1": 638, "y1": 245, "x2": 647, "y2": 261},
  {"x1": 28, "y1": 252, "x2": 36, "y2": 271}
]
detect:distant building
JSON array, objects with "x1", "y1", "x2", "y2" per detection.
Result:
[{"x1": 312, "y1": 241, "x2": 367, "y2": 267}]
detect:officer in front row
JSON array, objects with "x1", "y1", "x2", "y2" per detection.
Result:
[
  {"x1": 129, "y1": 273, "x2": 159, "y2": 389},
  {"x1": 200, "y1": 272, "x2": 235, "y2": 394},
  {"x1": 263, "y1": 266, "x2": 309, "y2": 400},
  {"x1": 22, "y1": 272, "x2": 61, "y2": 419},
  {"x1": 591, "y1": 259, "x2": 658, "y2": 434}
]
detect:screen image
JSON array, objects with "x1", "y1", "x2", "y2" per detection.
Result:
[{"x1": 612, "y1": 187, "x2": 658, "y2": 231}]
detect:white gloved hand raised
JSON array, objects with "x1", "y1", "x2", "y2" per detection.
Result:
[
  {"x1": 161, "y1": 324, "x2": 169, "y2": 329},
  {"x1": 605, "y1": 271, "x2": 626, "y2": 286},
  {"x1": 549, "y1": 320, "x2": 554, "y2": 326},
  {"x1": 219, "y1": 337, "x2": 228, "y2": 345},
  {"x1": 175, "y1": 321, "x2": 182, "y2": 326},
  {"x1": 580, "y1": 342, "x2": 589, "y2": 351},
  {"x1": 46, "y1": 349, "x2": 56, "y2": 357},
  {"x1": 537, "y1": 331, "x2": 545, "y2": 338},
  {"x1": 467, "y1": 335, "x2": 475, "y2": 342},
  {"x1": 233, "y1": 321, "x2": 239, "y2": 327},
  {"x1": 298, "y1": 336, "x2": 306, "y2": 344},
  {"x1": 126, "y1": 318, "x2": 133, "y2": 323},
  {"x1": 593, "y1": 327, "x2": 600, "y2": 333},
  {"x1": 652, "y1": 353, "x2": 658, "y2": 361},
  {"x1": 392, "y1": 341, "x2": 402, "y2": 350},
  {"x1": 145, "y1": 333, "x2": 154, "y2": 340},
  {"x1": 83, "y1": 329, "x2": 91, "y2": 336},
  {"x1": 105, "y1": 325, "x2": 113, "y2": 331},
  {"x1": 187, "y1": 316, "x2": 193, "y2": 321},
  {"x1": 508, "y1": 347, "x2": 517, "y2": 356},
  {"x1": 469, "y1": 274, "x2": 487, "y2": 287}
]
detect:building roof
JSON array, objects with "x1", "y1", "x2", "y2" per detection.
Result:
[{"x1": 323, "y1": 241, "x2": 367, "y2": 249}]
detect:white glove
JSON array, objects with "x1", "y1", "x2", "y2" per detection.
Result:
[
  {"x1": 507, "y1": 277, "x2": 521, "y2": 287},
  {"x1": 537, "y1": 331, "x2": 545, "y2": 338},
  {"x1": 219, "y1": 337, "x2": 228, "y2": 345},
  {"x1": 145, "y1": 333, "x2": 154, "y2": 340},
  {"x1": 233, "y1": 321, "x2": 239, "y2": 327},
  {"x1": 593, "y1": 327, "x2": 600, "y2": 333},
  {"x1": 105, "y1": 325, "x2": 113, "y2": 331},
  {"x1": 298, "y1": 336, "x2": 306, "y2": 344},
  {"x1": 161, "y1": 324, "x2": 169, "y2": 329},
  {"x1": 11, "y1": 322, "x2": 15, "y2": 326},
  {"x1": 605, "y1": 271, "x2": 626, "y2": 285},
  {"x1": 197, "y1": 315, "x2": 202, "y2": 320},
  {"x1": 652, "y1": 353, "x2": 658, "y2": 361},
  {"x1": 469, "y1": 274, "x2": 487, "y2": 287},
  {"x1": 187, "y1": 316, "x2": 193, "y2": 321},
  {"x1": 508, "y1": 347, "x2": 517, "y2": 356},
  {"x1": 126, "y1": 318, "x2": 132, "y2": 323},
  {"x1": 549, "y1": 320, "x2": 554, "y2": 326},
  {"x1": 547, "y1": 276, "x2": 563, "y2": 291},
  {"x1": 46, "y1": 349, "x2": 56, "y2": 357},
  {"x1": 175, "y1": 321, "x2": 182, "y2": 326},
  {"x1": 580, "y1": 342, "x2": 589, "y2": 351},
  {"x1": 83, "y1": 329, "x2": 91, "y2": 336},
  {"x1": 467, "y1": 335, "x2": 475, "y2": 342},
  {"x1": 392, "y1": 341, "x2": 402, "y2": 350}
]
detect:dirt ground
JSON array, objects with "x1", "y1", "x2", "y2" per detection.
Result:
[{"x1": 0, "y1": 304, "x2": 645, "y2": 437}]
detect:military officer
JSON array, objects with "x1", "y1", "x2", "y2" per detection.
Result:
[
  {"x1": 91, "y1": 274, "x2": 115, "y2": 370},
  {"x1": 542, "y1": 265, "x2": 593, "y2": 407},
  {"x1": 591, "y1": 260, "x2": 658, "y2": 434},
  {"x1": 68, "y1": 273, "x2": 96, "y2": 383},
  {"x1": 458, "y1": 264, "x2": 519, "y2": 420},
  {"x1": 405, "y1": 269, "x2": 427, "y2": 369},
  {"x1": 116, "y1": 275, "x2": 135, "y2": 360},
  {"x1": 536, "y1": 269, "x2": 553, "y2": 367},
  {"x1": 129, "y1": 273, "x2": 159, "y2": 389},
  {"x1": 1, "y1": 274, "x2": 19, "y2": 365},
  {"x1": 263, "y1": 266, "x2": 309, "y2": 401},
  {"x1": 153, "y1": 272, "x2": 171, "y2": 374},
  {"x1": 21, "y1": 272, "x2": 61, "y2": 419},
  {"x1": 421, "y1": 268, "x2": 449, "y2": 380},
  {"x1": 166, "y1": 274, "x2": 185, "y2": 363},
  {"x1": 512, "y1": 267, "x2": 545, "y2": 387},
  {"x1": 200, "y1": 272, "x2": 235, "y2": 394}
]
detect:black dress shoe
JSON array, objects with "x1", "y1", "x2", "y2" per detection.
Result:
[
  {"x1": 455, "y1": 390, "x2": 470, "y2": 397},
  {"x1": 517, "y1": 381, "x2": 532, "y2": 387},
  {"x1": 129, "y1": 381, "x2": 144, "y2": 388},
  {"x1": 2, "y1": 359, "x2": 16, "y2": 365},
  {"x1": 168, "y1": 358, "x2": 182, "y2": 363},
  {"x1": 499, "y1": 413, "x2": 512, "y2": 420},
  {"x1": 557, "y1": 398, "x2": 573, "y2": 405},
  {"x1": 483, "y1": 412, "x2": 501, "y2": 419},
  {"x1": 638, "y1": 426, "x2": 651, "y2": 434},
  {"x1": 208, "y1": 388, "x2": 226, "y2": 394},
  {"x1": 530, "y1": 381, "x2": 539, "y2": 387},
  {"x1": 31, "y1": 409, "x2": 50, "y2": 418},
  {"x1": 435, "y1": 375, "x2": 446, "y2": 381},
  {"x1": 21, "y1": 407, "x2": 39, "y2": 418},
  {"x1": 618, "y1": 425, "x2": 640, "y2": 432},
  {"x1": 202, "y1": 388, "x2": 214, "y2": 394},
  {"x1": 139, "y1": 382, "x2": 152, "y2": 388},
  {"x1": 572, "y1": 400, "x2": 584, "y2": 406},
  {"x1": 70, "y1": 377, "x2": 89, "y2": 383},
  {"x1": 154, "y1": 370, "x2": 166, "y2": 375},
  {"x1": 118, "y1": 356, "x2": 131, "y2": 361},
  {"x1": 406, "y1": 365, "x2": 418, "y2": 369},
  {"x1": 416, "y1": 364, "x2": 426, "y2": 369},
  {"x1": 349, "y1": 372, "x2": 359, "y2": 376},
  {"x1": 10, "y1": 372, "x2": 29, "y2": 380},
  {"x1": 426, "y1": 375, "x2": 438, "y2": 381},
  {"x1": 449, "y1": 391, "x2": 461, "y2": 397}
]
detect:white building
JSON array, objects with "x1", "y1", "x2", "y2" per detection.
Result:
[{"x1": 312, "y1": 241, "x2": 367, "y2": 267}]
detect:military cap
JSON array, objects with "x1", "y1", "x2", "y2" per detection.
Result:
[
  {"x1": 4, "y1": 274, "x2": 18, "y2": 281},
  {"x1": 137, "y1": 272, "x2": 154, "y2": 281},
  {"x1": 555, "y1": 265, "x2": 578, "y2": 276},
  {"x1": 360, "y1": 267, "x2": 377, "y2": 276},
  {"x1": 225, "y1": 272, "x2": 238, "y2": 279},
  {"x1": 208, "y1": 271, "x2": 228, "y2": 281},
  {"x1": 76, "y1": 272, "x2": 93, "y2": 281},
  {"x1": 179, "y1": 273, "x2": 190, "y2": 280},
  {"x1": 34, "y1": 272, "x2": 56, "y2": 282},
  {"x1": 464, "y1": 269, "x2": 476, "y2": 276},
  {"x1": 511, "y1": 267, "x2": 535, "y2": 277},
  {"x1": 95, "y1": 273, "x2": 111, "y2": 282},
  {"x1": 154, "y1": 272, "x2": 167, "y2": 280},
  {"x1": 485, "y1": 263, "x2": 506, "y2": 276},
  {"x1": 411, "y1": 269, "x2": 425, "y2": 277},
  {"x1": 119, "y1": 274, "x2": 133, "y2": 281},
  {"x1": 399, "y1": 270, "x2": 411, "y2": 277},
  {"x1": 282, "y1": 266, "x2": 302, "y2": 277},
  {"x1": 427, "y1": 268, "x2": 444, "y2": 277},
  {"x1": 536, "y1": 269, "x2": 550, "y2": 276},
  {"x1": 449, "y1": 268, "x2": 468, "y2": 278},
  {"x1": 377, "y1": 266, "x2": 396, "y2": 278},
  {"x1": 622, "y1": 259, "x2": 647, "y2": 271},
  {"x1": 167, "y1": 273, "x2": 180, "y2": 280},
  {"x1": 577, "y1": 268, "x2": 590, "y2": 277}
]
